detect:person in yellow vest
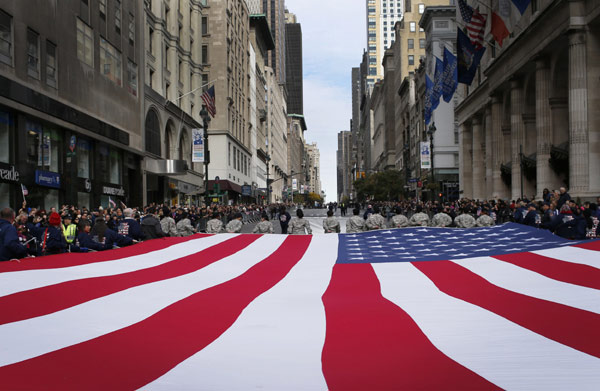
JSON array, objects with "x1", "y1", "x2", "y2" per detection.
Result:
[{"x1": 61, "y1": 214, "x2": 78, "y2": 248}]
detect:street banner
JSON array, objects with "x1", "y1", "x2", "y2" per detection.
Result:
[
  {"x1": 192, "y1": 128, "x2": 204, "y2": 163},
  {"x1": 292, "y1": 178, "x2": 298, "y2": 191},
  {"x1": 420, "y1": 141, "x2": 431, "y2": 169},
  {"x1": 442, "y1": 47, "x2": 458, "y2": 102}
]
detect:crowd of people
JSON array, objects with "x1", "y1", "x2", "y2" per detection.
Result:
[{"x1": 1, "y1": 186, "x2": 598, "y2": 261}]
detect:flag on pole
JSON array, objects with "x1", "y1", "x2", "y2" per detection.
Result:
[
  {"x1": 457, "y1": 28, "x2": 486, "y2": 85},
  {"x1": 491, "y1": 0, "x2": 530, "y2": 47},
  {"x1": 108, "y1": 197, "x2": 116, "y2": 208},
  {"x1": 1, "y1": 223, "x2": 599, "y2": 389},
  {"x1": 458, "y1": 0, "x2": 488, "y2": 49},
  {"x1": 20, "y1": 184, "x2": 28, "y2": 197},
  {"x1": 424, "y1": 74, "x2": 434, "y2": 125},
  {"x1": 200, "y1": 86, "x2": 216, "y2": 118},
  {"x1": 442, "y1": 47, "x2": 458, "y2": 102},
  {"x1": 431, "y1": 56, "x2": 444, "y2": 112}
]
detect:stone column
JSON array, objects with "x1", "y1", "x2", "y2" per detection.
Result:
[
  {"x1": 491, "y1": 95, "x2": 506, "y2": 199},
  {"x1": 510, "y1": 78, "x2": 525, "y2": 200},
  {"x1": 568, "y1": 29, "x2": 589, "y2": 194},
  {"x1": 460, "y1": 122, "x2": 473, "y2": 198},
  {"x1": 485, "y1": 104, "x2": 493, "y2": 198},
  {"x1": 472, "y1": 116, "x2": 485, "y2": 200},
  {"x1": 535, "y1": 57, "x2": 554, "y2": 198}
]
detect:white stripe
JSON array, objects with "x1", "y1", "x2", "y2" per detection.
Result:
[
  {"x1": 0, "y1": 235, "x2": 285, "y2": 367},
  {"x1": 0, "y1": 235, "x2": 231, "y2": 298},
  {"x1": 533, "y1": 246, "x2": 600, "y2": 269},
  {"x1": 453, "y1": 257, "x2": 600, "y2": 314},
  {"x1": 373, "y1": 262, "x2": 600, "y2": 391},
  {"x1": 145, "y1": 235, "x2": 338, "y2": 391}
]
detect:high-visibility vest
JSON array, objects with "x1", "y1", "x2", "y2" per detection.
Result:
[{"x1": 62, "y1": 224, "x2": 77, "y2": 244}]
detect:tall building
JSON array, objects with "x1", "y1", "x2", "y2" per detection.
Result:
[
  {"x1": 337, "y1": 131, "x2": 352, "y2": 201},
  {"x1": 143, "y1": 0, "x2": 207, "y2": 205},
  {"x1": 0, "y1": 0, "x2": 144, "y2": 210},
  {"x1": 285, "y1": 10, "x2": 303, "y2": 115},
  {"x1": 305, "y1": 142, "x2": 322, "y2": 196},
  {"x1": 366, "y1": 0, "x2": 404, "y2": 90},
  {"x1": 286, "y1": 114, "x2": 306, "y2": 199},
  {"x1": 260, "y1": 0, "x2": 286, "y2": 84},
  {"x1": 265, "y1": 66, "x2": 288, "y2": 203}
]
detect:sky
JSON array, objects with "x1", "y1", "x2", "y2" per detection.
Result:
[{"x1": 285, "y1": 0, "x2": 366, "y2": 202}]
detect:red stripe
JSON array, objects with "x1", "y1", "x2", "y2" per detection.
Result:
[
  {"x1": 575, "y1": 239, "x2": 600, "y2": 251},
  {"x1": 0, "y1": 235, "x2": 258, "y2": 325},
  {"x1": 321, "y1": 263, "x2": 499, "y2": 390},
  {"x1": 414, "y1": 260, "x2": 600, "y2": 358},
  {"x1": 493, "y1": 252, "x2": 600, "y2": 290},
  {"x1": 0, "y1": 236, "x2": 312, "y2": 390},
  {"x1": 0, "y1": 235, "x2": 205, "y2": 273}
]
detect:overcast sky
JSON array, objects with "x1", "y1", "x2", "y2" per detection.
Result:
[{"x1": 285, "y1": 0, "x2": 366, "y2": 202}]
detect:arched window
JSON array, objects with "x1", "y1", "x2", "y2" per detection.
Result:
[
  {"x1": 165, "y1": 120, "x2": 175, "y2": 159},
  {"x1": 144, "y1": 109, "x2": 161, "y2": 156},
  {"x1": 179, "y1": 128, "x2": 191, "y2": 169}
]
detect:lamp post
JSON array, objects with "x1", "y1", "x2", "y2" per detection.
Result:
[
  {"x1": 199, "y1": 105, "x2": 211, "y2": 206},
  {"x1": 427, "y1": 122, "x2": 436, "y2": 201},
  {"x1": 265, "y1": 153, "x2": 271, "y2": 204}
]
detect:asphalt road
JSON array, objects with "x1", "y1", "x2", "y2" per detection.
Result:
[{"x1": 240, "y1": 208, "x2": 352, "y2": 234}]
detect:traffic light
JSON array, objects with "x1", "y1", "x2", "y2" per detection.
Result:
[{"x1": 438, "y1": 193, "x2": 443, "y2": 198}]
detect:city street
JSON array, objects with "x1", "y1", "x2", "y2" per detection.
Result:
[{"x1": 240, "y1": 208, "x2": 351, "y2": 234}]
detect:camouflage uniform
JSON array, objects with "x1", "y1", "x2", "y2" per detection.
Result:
[
  {"x1": 206, "y1": 218, "x2": 224, "y2": 233},
  {"x1": 366, "y1": 214, "x2": 386, "y2": 230},
  {"x1": 476, "y1": 214, "x2": 495, "y2": 227},
  {"x1": 431, "y1": 212, "x2": 453, "y2": 227},
  {"x1": 287, "y1": 218, "x2": 312, "y2": 235},
  {"x1": 391, "y1": 214, "x2": 409, "y2": 228},
  {"x1": 346, "y1": 216, "x2": 366, "y2": 233},
  {"x1": 323, "y1": 216, "x2": 341, "y2": 233},
  {"x1": 455, "y1": 213, "x2": 476, "y2": 228},
  {"x1": 252, "y1": 220, "x2": 274, "y2": 233},
  {"x1": 225, "y1": 219, "x2": 243, "y2": 233},
  {"x1": 409, "y1": 212, "x2": 430, "y2": 227}
]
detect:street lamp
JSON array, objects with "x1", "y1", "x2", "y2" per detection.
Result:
[
  {"x1": 427, "y1": 122, "x2": 436, "y2": 201},
  {"x1": 265, "y1": 153, "x2": 271, "y2": 204},
  {"x1": 199, "y1": 105, "x2": 211, "y2": 206}
]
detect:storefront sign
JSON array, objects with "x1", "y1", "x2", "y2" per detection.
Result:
[
  {"x1": 241, "y1": 185, "x2": 252, "y2": 196},
  {"x1": 35, "y1": 170, "x2": 61, "y2": 188},
  {"x1": 0, "y1": 164, "x2": 19, "y2": 182},
  {"x1": 420, "y1": 141, "x2": 431, "y2": 169},
  {"x1": 102, "y1": 185, "x2": 125, "y2": 196},
  {"x1": 84, "y1": 178, "x2": 92, "y2": 192},
  {"x1": 192, "y1": 128, "x2": 204, "y2": 163}
]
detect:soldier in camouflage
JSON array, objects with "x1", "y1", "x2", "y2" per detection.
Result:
[
  {"x1": 252, "y1": 213, "x2": 274, "y2": 233},
  {"x1": 366, "y1": 207, "x2": 386, "y2": 230},
  {"x1": 455, "y1": 210, "x2": 477, "y2": 228},
  {"x1": 431, "y1": 211, "x2": 453, "y2": 227},
  {"x1": 287, "y1": 209, "x2": 312, "y2": 235},
  {"x1": 476, "y1": 209, "x2": 495, "y2": 227},
  {"x1": 206, "y1": 213, "x2": 224, "y2": 233},
  {"x1": 323, "y1": 210, "x2": 341, "y2": 233},
  {"x1": 391, "y1": 207, "x2": 409, "y2": 228},
  {"x1": 346, "y1": 208, "x2": 366, "y2": 233},
  {"x1": 409, "y1": 206, "x2": 430, "y2": 227},
  {"x1": 225, "y1": 212, "x2": 243, "y2": 233}
]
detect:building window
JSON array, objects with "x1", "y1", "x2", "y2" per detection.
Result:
[
  {"x1": 202, "y1": 74, "x2": 208, "y2": 92},
  {"x1": 115, "y1": 0, "x2": 121, "y2": 34},
  {"x1": 127, "y1": 60, "x2": 137, "y2": 96},
  {"x1": 46, "y1": 41, "x2": 57, "y2": 88},
  {"x1": 0, "y1": 9, "x2": 12, "y2": 65},
  {"x1": 26, "y1": 122, "x2": 62, "y2": 172},
  {"x1": 202, "y1": 16, "x2": 208, "y2": 35},
  {"x1": 202, "y1": 45, "x2": 208, "y2": 64},
  {"x1": 419, "y1": 38, "x2": 426, "y2": 49},
  {"x1": 419, "y1": 3, "x2": 425, "y2": 13},
  {"x1": 77, "y1": 18, "x2": 93, "y2": 66},
  {"x1": 99, "y1": 0, "x2": 106, "y2": 18},
  {"x1": 128, "y1": 13, "x2": 135, "y2": 46},
  {"x1": 100, "y1": 38, "x2": 122, "y2": 86},
  {"x1": 409, "y1": 22, "x2": 416, "y2": 32},
  {"x1": 0, "y1": 110, "x2": 10, "y2": 163},
  {"x1": 408, "y1": 39, "x2": 414, "y2": 49},
  {"x1": 228, "y1": 142, "x2": 231, "y2": 166},
  {"x1": 26, "y1": 29, "x2": 40, "y2": 79},
  {"x1": 148, "y1": 25, "x2": 154, "y2": 54},
  {"x1": 77, "y1": 138, "x2": 91, "y2": 178},
  {"x1": 408, "y1": 55, "x2": 414, "y2": 65},
  {"x1": 148, "y1": 68, "x2": 154, "y2": 88},
  {"x1": 144, "y1": 109, "x2": 161, "y2": 156}
]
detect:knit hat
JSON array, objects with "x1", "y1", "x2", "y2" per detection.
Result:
[{"x1": 49, "y1": 212, "x2": 61, "y2": 226}]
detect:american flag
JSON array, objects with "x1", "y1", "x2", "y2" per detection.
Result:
[
  {"x1": 1, "y1": 224, "x2": 599, "y2": 389},
  {"x1": 458, "y1": 0, "x2": 487, "y2": 49},
  {"x1": 201, "y1": 85, "x2": 216, "y2": 118}
]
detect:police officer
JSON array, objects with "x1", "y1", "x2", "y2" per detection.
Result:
[
  {"x1": 323, "y1": 210, "x2": 341, "y2": 233},
  {"x1": 206, "y1": 212, "x2": 224, "y2": 234},
  {"x1": 0, "y1": 208, "x2": 28, "y2": 261},
  {"x1": 252, "y1": 213, "x2": 274, "y2": 233},
  {"x1": 225, "y1": 212, "x2": 244, "y2": 233},
  {"x1": 346, "y1": 208, "x2": 366, "y2": 233},
  {"x1": 61, "y1": 214, "x2": 78, "y2": 249},
  {"x1": 366, "y1": 206, "x2": 386, "y2": 231},
  {"x1": 431, "y1": 210, "x2": 453, "y2": 227},
  {"x1": 409, "y1": 206, "x2": 430, "y2": 227}
]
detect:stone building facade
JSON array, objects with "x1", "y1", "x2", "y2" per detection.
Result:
[{"x1": 456, "y1": 0, "x2": 600, "y2": 201}]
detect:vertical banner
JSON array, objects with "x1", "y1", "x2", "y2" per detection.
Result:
[
  {"x1": 292, "y1": 178, "x2": 298, "y2": 191},
  {"x1": 420, "y1": 141, "x2": 431, "y2": 169},
  {"x1": 192, "y1": 128, "x2": 204, "y2": 163}
]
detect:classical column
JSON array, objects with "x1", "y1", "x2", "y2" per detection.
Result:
[
  {"x1": 535, "y1": 57, "x2": 554, "y2": 198},
  {"x1": 510, "y1": 78, "x2": 525, "y2": 200},
  {"x1": 460, "y1": 122, "x2": 473, "y2": 198},
  {"x1": 568, "y1": 29, "x2": 589, "y2": 194},
  {"x1": 472, "y1": 116, "x2": 485, "y2": 200},
  {"x1": 485, "y1": 104, "x2": 493, "y2": 198},
  {"x1": 491, "y1": 95, "x2": 506, "y2": 199}
]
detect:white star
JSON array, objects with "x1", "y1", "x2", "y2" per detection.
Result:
[
  {"x1": 369, "y1": 240, "x2": 381, "y2": 244},
  {"x1": 486, "y1": 233, "x2": 501, "y2": 237},
  {"x1": 418, "y1": 249, "x2": 432, "y2": 252},
  {"x1": 347, "y1": 244, "x2": 360, "y2": 247},
  {"x1": 491, "y1": 244, "x2": 508, "y2": 247},
  {"x1": 474, "y1": 248, "x2": 490, "y2": 252},
  {"x1": 439, "y1": 232, "x2": 452, "y2": 235},
  {"x1": 453, "y1": 253, "x2": 469, "y2": 257},
  {"x1": 401, "y1": 256, "x2": 416, "y2": 259},
  {"x1": 372, "y1": 250, "x2": 386, "y2": 253},
  {"x1": 347, "y1": 239, "x2": 359, "y2": 242},
  {"x1": 504, "y1": 248, "x2": 523, "y2": 252},
  {"x1": 370, "y1": 245, "x2": 383, "y2": 248},
  {"x1": 374, "y1": 254, "x2": 390, "y2": 258},
  {"x1": 350, "y1": 257, "x2": 365, "y2": 260},
  {"x1": 428, "y1": 253, "x2": 440, "y2": 256},
  {"x1": 463, "y1": 244, "x2": 478, "y2": 247},
  {"x1": 447, "y1": 236, "x2": 460, "y2": 240},
  {"x1": 367, "y1": 236, "x2": 379, "y2": 239},
  {"x1": 434, "y1": 244, "x2": 449, "y2": 247},
  {"x1": 454, "y1": 241, "x2": 468, "y2": 244},
  {"x1": 381, "y1": 231, "x2": 394, "y2": 234},
  {"x1": 417, "y1": 229, "x2": 430, "y2": 232},
  {"x1": 413, "y1": 244, "x2": 426, "y2": 247},
  {"x1": 511, "y1": 232, "x2": 528, "y2": 236},
  {"x1": 462, "y1": 233, "x2": 477, "y2": 236},
  {"x1": 430, "y1": 240, "x2": 443, "y2": 243},
  {"x1": 392, "y1": 247, "x2": 407, "y2": 250},
  {"x1": 403, "y1": 233, "x2": 416, "y2": 237},
  {"x1": 424, "y1": 235, "x2": 437, "y2": 238},
  {"x1": 387, "y1": 242, "x2": 401, "y2": 245},
  {"x1": 407, "y1": 239, "x2": 420, "y2": 242},
  {"x1": 504, "y1": 228, "x2": 518, "y2": 231},
  {"x1": 523, "y1": 238, "x2": 538, "y2": 242}
]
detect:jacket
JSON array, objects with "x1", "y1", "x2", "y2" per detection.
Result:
[
  {"x1": 76, "y1": 232, "x2": 107, "y2": 251},
  {"x1": 141, "y1": 215, "x2": 166, "y2": 240},
  {"x1": 118, "y1": 218, "x2": 143, "y2": 240},
  {"x1": 0, "y1": 219, "x2": 28, "y2": 261}
]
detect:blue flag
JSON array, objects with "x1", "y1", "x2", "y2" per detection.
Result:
[
  {"x1": 431, "y1": 57, "x2": 444, "y2": 111},
  {"x1": 442, "y1": 47, "x2": 458, "y2": 102},
  {"x1": 457, "y1": 29, "x2": 485, "y2": 86},
  {"x1": 511, "y1": 0, "x2": 531, "y2": 15},
  {"x1": 424, "y1": 75, "x2": 433, "y2": 125}
]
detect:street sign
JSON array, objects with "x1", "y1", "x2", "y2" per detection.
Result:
[
  {"x1": 241, "y1": 185, "x2": 252, "y2": 196},
  {"x1": 408, "y1": 178, "x2": 418, "y2": 183}
]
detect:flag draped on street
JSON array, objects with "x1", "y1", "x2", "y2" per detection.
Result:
[
  {"x1": 1, "y1": 224, "x2": 599, "y2": 390},
  {"x1": 457, "y1": 28, "x2": 486, "y2": 85},
  {"x1": 200, "y1": 85, "x2": 216, "y2": 117},
  {"x1": 442, "y1": 47, "x2": 458, "y2": 102},
  {"x1": 458, "y1": 0, "x2": 487, "y2": 49}
]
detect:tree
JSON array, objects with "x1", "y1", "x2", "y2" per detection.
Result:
[{"x1": 353, "y1": 170, "x2": 405, "y2": 202}]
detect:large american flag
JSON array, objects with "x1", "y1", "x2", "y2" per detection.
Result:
[
  {"x1": 458, "y1": 0, "x2": 487, "y2": 49},
  {"x1": 1, "y1": 223, "x2": 599, "y2": 389}
]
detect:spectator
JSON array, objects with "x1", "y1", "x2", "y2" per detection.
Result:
[
  {"x1": 91, "y1": 216, "x2": 133, "y2": 248},
  {"x1": 278, "y1": 206, "x2": 291, "y2": 235},
  {"x1": 177, "y1": 211, "x2": 197, "y2": 236},
  {"x1": 0, "y1": 207, "x2": 28, "y2": 261},
  {"x1": 141, "y1": 207, "x2": 166, "y2": 239},
  {"x1": 76, "y1": 220, "x2": 108, "y2": 251},
  {"x1": 118, "y1": 208, "x2": 143, "y2": 241},
  {"x1": 557, "y1": 187, "x2": 571, "y2": 210}
]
